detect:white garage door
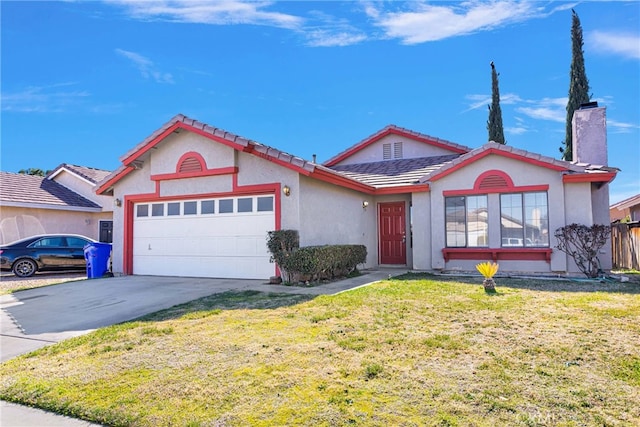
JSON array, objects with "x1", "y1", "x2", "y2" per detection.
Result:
[{"x1": 133, "y1": 195, "x2": 275, "y2": 279}]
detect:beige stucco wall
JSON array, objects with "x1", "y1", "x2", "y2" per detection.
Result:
[
  {"x1": 150, "y1": 132, "x2": 236, "y2": 175},
  {"x1": 53, "y1": 171, "x2": 114, "y2": 212},
  {"x1": 299, "y1": 176, "x2": 376, "y2": 268},
  {"x1": 336, "y1": 134, "x2": 460, "y2": 165},
  {"x1": 411, "y1": 191, "x2": 431, "y2": 270},
  {"x1": 0, "y1": 206, "x2": 111, "y2": 244}
]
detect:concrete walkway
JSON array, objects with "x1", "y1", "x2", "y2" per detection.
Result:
[{"x1": 1, "y1": 269, "x2": 400, "y2": 426}]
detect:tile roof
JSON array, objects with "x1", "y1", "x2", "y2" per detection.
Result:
[
  {"x1": 48, "y1": 164, "x2": 112, "y2": 184},
  {"x1": 0, "y1": 171, "x2": 101, "y2": 209},
  {"x1": 324, "y1": 124, "x2": 471, "y2": 167},
  {"x1": 418, "y1": 142, "x2": 618, "y2": 184},
  {"x1": 98, "y1": 114, "x2": 316, "y2": 193},
  {"x1": 330, "y1": 154, "x2": 460, "y2": 188}
]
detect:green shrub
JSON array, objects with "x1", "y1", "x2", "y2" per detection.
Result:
[
  {"x1": 285, "y1": 244, "x2": 367, "y2": 282},
  {"x1": 267, "y1": 230, "x2": 366, "y2": 283},
  {"x1": 266, "y1": 230, "x2": 299, "y2": 282}
]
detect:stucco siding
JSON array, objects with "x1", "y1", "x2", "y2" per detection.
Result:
[
  {"x1": 159, "y1": 175, "x2": 233, "y2": 197},
  {"x1": 0, "y1": 206, "x2": 111, "y2": 244},
  {"x1": 150, "y1": 132, "x2": 235, "y2": 175},
  {"x1": 410, "y1": 192, "x2": 431, "y2": 270},
  {"x1": 53, "y1": 171, "x2": 113, "y2": 211},
  {"x1": 237, "y1": 151, "x2": 301, "y2": 231},
  {"x1": 299, "y1": 176, "x2": 376, "y2": 268}
]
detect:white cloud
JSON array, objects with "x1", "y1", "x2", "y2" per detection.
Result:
[
  {"x1": 516, "y1": 97, "x2": 567, "y2": 122},
  {"x1": 607, "y1": 118, "x2": 640, "y2": 134},
  {"x1": 589, "y1": 30, "x2": 640, "y2": 60},
  {"x1": 464, "y1": 93, "x2": 522, "y2": 111},
  {"x1": 1, "y1": 83, "x2": 90, "y2": 113},
  {"x1": 107, "y1": 0, "x2": 303, "y2": 30},
  {"x1": 366, "y1": 1, "x2": 543, "y2": 44},
  {"x1": 115, "y1": 48, "x2": 174, "y2": 84},
  {"x1": 305, "y1": 30, "x2": 367, "y2": 47}
]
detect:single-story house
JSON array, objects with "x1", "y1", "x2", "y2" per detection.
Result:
[
  {"x1": 610, "y1": 194, "x2": 640, "y2": 223},
  {"x1": 0, "y1": 164, "x2": 113, "y2": 244},
  {"x1": 96, "y1": 104, "x2": 617, "y2": 279}
]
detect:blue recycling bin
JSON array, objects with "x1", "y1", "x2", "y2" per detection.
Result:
[{"x1": 84, "y1": 242, "x2": 112, "y2": 278}]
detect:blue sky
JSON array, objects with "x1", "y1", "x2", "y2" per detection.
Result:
[{"x1": 2, "y1": 1, "x2": 638, "y2": 204}]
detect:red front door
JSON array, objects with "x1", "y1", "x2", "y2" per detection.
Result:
[{"x1": 379, "y1": 202, "x2": 406, "y2": 265}]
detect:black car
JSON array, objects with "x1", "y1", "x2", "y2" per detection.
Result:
[{"x1": 0, "y1": 234, "x2": 96, "y2": 277}]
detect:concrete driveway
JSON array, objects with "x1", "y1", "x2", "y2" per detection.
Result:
[{"x1": 0, "y1": 271, "x2": 394, "y2": 426}]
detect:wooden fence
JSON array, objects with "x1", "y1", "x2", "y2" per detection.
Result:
[{"x1": 611, "y1": 222, "x2": 640, "y2": 270}]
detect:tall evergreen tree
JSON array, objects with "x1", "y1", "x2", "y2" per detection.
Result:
[
  {"x1": 487, "y1": 61, "x2": 506, "y2": 144},
  {"x1": 561, "y1": 9, "x2": 591, "y2": 161}
]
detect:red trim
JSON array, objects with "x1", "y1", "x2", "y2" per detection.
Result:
[
  {"x1": 375, "y1": 184, "x2": 430, "y2": 194},
  {"x1": 151, "y1": 166, "x2": 238, "y2": 181},
  {"x1": 325, "y1": 127, "x2": 468, "y2": 167},
  {"x1": 122, "y1": 172, "x2": 280, "y2": 276},
  {"x1": 563, "y1": 172, "x2": 617, "y2": 183},
  {"x1": 122, "y1": 123, "x2": 181, "y2": 165},
  {"x1": 442, "y1": 248, "x2": 552, "y2": 263},
  {"x1": 431, "y1": 148, "x2": 567, "y2": 183},
  {"x1": 311, "y1": 168, "x2": 376, "y2": 194},
  {"x1": 442, "y1": 169, "x2": 549, "y2": 196},
  {"x1": 443, "y1": 184, "x2": 549, "y2": 196},
  {"x1": 176, "y1": 151, "x2": 206, "y2": 172},
  {"x1": 96, "y1": 166, "x2": 135, "y2": 194},
  {"x1": 475, "y1": 170, "x2": 513, "y2": 189}
]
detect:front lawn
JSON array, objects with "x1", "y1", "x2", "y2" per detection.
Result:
[{"x1": 1, "y1": 275, "x2": 639, "y2": 426}]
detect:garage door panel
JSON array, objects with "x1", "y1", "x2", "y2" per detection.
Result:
[{"x1": 133, "y1": 196, "x2": 275, "y2": 279}]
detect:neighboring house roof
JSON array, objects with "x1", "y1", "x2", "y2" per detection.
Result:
[
  {"x1": 610, "y1": 193, "x2": 640, "y2": 211},
  {"x1": 47, "y1": 164, "x2": 112, "y2": 185},
  {"x1": 0, "y1": 171, "x2": 101, "y2": 211},
  {"x1": 330, "y1": 154, "x2": 460, "y2": 188},
  {"x1": 323, "y1": 124, "x2": 471, "y2": 167}
]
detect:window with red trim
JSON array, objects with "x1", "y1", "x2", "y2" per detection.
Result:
[
  {"x1": 500, "y1": 192, "x2": 549, "y2": 247},
  {"x1": 445, "y1": 195, "x2": 488, "y2": 247}
]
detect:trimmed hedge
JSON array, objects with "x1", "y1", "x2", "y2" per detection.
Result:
[
  {"x1": 286, "y1": 245, "x2": 367, "y2": 282},
  {"x1": 266, "y1": 230, "x2": 367, "y2": 283}
]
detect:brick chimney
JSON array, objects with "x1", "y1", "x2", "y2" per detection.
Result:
[{"x1": 571, "y1": 102, "x2": 607, "y2": 165}]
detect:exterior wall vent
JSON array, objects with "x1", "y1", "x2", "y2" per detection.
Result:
[
  {"x1": 394, "y1": 141, "x2": 403, "y2": 159},
  {"x1": 383, "y1": 143, "x2": 392, "y2": 160},
  {"x1": 179, "y1": 156, "x2": 204, "y2": 173},
  {"x1": 478, "y1": 173, "x2": 509, "y2": 190}
]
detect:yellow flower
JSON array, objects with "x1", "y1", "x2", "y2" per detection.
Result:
[{"x1": 476, "y1": 262, "x2": 499, "y2": 279}]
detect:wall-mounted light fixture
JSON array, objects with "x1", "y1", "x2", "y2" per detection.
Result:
[
  {"x1": 362, "y1": 200, "x2": 369, "y2": 209},
  {"x1": 114, "y1": 198, "x2": 122, "y2": 207},
  {"x1": 282, "y1": 185, "x2": 291, "y2": 197}
]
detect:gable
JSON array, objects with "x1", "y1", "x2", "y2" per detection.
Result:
[
  {"x1": 324, "y1": 125, "x2": 470, "y2": 167},
  {"x1": 420, "y1": 143, "x2": 616, "y2": 186}
]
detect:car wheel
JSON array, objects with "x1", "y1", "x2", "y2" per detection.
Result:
[{"x1": 12, "y1": 259, "x2": 37, "y2": 278}]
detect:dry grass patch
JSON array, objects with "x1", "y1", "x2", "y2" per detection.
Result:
[{"x1": 1, "y1": 276, "x2": 639, "y2": 426}]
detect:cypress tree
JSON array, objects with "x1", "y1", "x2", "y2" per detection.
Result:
[
  {"x1": 487, "y1": 61, "x2": 506, "y2": 144},
  {"x1": 561, "y1": 9, "x2": 591, "y2": 161}
]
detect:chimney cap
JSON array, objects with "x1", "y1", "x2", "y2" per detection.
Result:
[{"x1": 579, "y1": 101, "x2": 599, "y2": 109}]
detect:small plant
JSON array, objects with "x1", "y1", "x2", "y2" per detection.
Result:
[{"x1": 476, "y1": 261, "x2": 499, "y2": 293}]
